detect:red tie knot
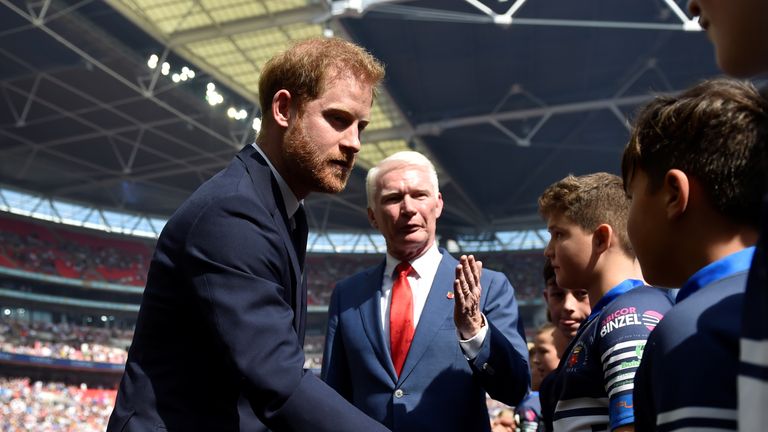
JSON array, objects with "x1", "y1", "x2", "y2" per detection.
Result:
[{"x1": 395, "y1": 261, "x2": 412, "y2": 277}]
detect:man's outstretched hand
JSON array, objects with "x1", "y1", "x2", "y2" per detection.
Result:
[{"x1": 454, "y1": 255, "x2": 485, "y2": 339}]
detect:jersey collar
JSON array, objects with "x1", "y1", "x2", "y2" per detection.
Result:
[
  {"x1": 677, "y1": 246, "x2": 755, "y2": 303},
  {"x1": 587, "y1": 278, "x2": 645, "y2": 321}
]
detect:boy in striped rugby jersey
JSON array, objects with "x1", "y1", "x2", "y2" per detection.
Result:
[{"x1": 538, "y1": 173, "x2": 673, "y2": 432}]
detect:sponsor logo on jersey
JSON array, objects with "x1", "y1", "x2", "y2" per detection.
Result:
[
  {"x1": 602, "y1": 307, "x2": 637, "y2": 326},
  {"x1": 600, "y1": 307, "x2": 642, "y2": 336},
  {"x1": 619, "y1": 359, "x2": 640, "y2": 369},
  {"x1": 610, "y1": 394, "x2": 635, "y2": 420},
  {"x1": 641, "y1": 310, "x2": 663, "y2": 330}
]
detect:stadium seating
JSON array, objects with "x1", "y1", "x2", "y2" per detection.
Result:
[
  {"x1": 0, "y1": 377, "x2": 114, "y2": 431},
  {"x1": 0, "y1": 213, "x2": 548, "y2": 428},
  {"x1": 0, "y1": 215, "x2": 152, "y2": 286}
]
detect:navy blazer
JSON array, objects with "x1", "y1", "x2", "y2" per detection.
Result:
[
  {"x1": 108, "y1": 145, "x2": 389, "y2": 432},
  {"x1": 322, "y1": 250, "x2": 530, "y2": 432}
]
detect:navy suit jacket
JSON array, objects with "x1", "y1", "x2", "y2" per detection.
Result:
[
  {"x1": 107, "y1": 145, "x2": 389, "y2": 432},
  {"x1": 322, "y1": 250, "x2": 530, "y2": 432}
]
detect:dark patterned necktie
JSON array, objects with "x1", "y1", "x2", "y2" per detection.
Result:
[{"x1": 291, "y1": 205, "x2": 307, "y2": 270}]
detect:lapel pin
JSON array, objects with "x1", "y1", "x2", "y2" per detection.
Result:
[{"x1": 446, "y1": 291, "x2": 454, "y2": 299}]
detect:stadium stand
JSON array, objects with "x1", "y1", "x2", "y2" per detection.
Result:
[
  {"x1": 0, "y1": 215, "x2": 153, "y2": 287},
  {"x1": 0, "y1": 213, "x2": 546, "y2": 305},
  {"x1": 0, "y1": 317, "x2": 130, "y2": 365},
  {"x1": 0, "y1": 377, "x2": 114, "y2": 432},
  {"x1": 0, "y1": 212, "x2": 548, "y2": 428}
]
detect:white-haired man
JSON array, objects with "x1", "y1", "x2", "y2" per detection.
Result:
[{"x1": 322, "y1": 151, "x2": 530, "y2": 432}]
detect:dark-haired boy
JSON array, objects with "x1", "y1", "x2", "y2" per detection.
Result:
[
  {"x1": 686, "y1": 3, "x2": 768, "y2": 430},
  {"x1": 542, "y1": 259, "x2": 591, "y2": 346},
  {"x1": 537, "y1": 261, "x2": 590, "y2": 431},
  {"x1": 623, "y1": 78, "x2": 768, "y2": 431},
  {"x1": 538, "y1": 173, "x2": 673, "y2": 432}
]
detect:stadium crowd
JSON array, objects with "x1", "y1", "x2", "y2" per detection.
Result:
[
  {"x1": 0, "y1": 215, "x2": 550, "y2": 430},
  {"x1": 0, "y1": 217, "x2": 151, "y2": 287},
  {"x1": 0, "y1": 213, "x2": 547, "y2": 304},
  {"x1": 0, "y1": 318, "x2": 130, "y2": 365},
  {"x1": 0, "y1": 377, "x2": 114, "y2": 432}
]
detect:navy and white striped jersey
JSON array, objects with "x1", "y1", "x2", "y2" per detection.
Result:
[
  {"x1": 547, "y1": 279, "x2": 673, "y2": 432},
  {"x1": 634, "y1": 247, "x2": 754, "y2": 432},
  {"x1": 739, "y1": 201, "x2": 768, "y2": 432}
]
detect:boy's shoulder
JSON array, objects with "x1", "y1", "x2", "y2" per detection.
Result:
[
  {"x1": 597, "y1": 286, "x2": 674, "y2": 340},
  {"x1": 653, "y1": 271, "x2": 748, "y2": 345},
  {"x1": 637, "y1": 274, "x2": 748, "y2": 426},
  {"x1": 599, "y1": 286, "x2": 673, "y2": 319},
  {"x1": 681, "y1": 269, "x2": 749, "y2": 307}
]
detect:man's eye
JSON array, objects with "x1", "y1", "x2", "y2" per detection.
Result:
[{"x1": 326, "y1": 112, "x2": 351, "y2": 129}]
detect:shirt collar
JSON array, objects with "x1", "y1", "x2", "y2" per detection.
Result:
[
  {"x1": 252, "y1": 143, "x2": 301, "y2": 218},
  {"x1": 384, "y1": 242, "x2": 442, "y2": 280},
  {"x1": 587, "y1": 278, "x2": 645, "y2": 321},
  {"x1": 677, "y1": 246, "x2": 755, "y2": 303}
]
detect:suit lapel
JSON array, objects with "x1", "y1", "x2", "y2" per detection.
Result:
[
  {"x1": 358, "y1": 261, "x2": 399, "y2": 383},
  {"x1": 398, "y1": 252, "x2": 458, "y2": 382},
  {"x1": 238, "y1": 145, "x2": 304, "y2": 332}
]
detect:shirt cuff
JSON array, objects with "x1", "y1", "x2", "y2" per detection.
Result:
[{"x1": 458, "y1": 314, "x2": 488, "y2": 360}]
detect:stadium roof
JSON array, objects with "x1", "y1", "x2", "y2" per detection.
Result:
[{"x1": 0, "y1": 0, "x2": 725, "y2": 242}]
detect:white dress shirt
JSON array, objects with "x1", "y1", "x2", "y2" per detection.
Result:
[{"x1": 379, "y1": 243, "x2": 488, "y2": 359}]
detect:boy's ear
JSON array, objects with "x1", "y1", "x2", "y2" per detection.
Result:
[
  {"x1": 592, "y1": 223, "x2": 613, "y2": 255},
  {"x1": 662, "y1": 169, "x2": 690, "y2": 220}
]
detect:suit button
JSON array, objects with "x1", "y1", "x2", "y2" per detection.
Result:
[
  {"x1": 482, "y1": 363, "x2": 495, "y2": 375},
  {"x1": 394, "y1": 389, "x2": 404, "y2": 398}
]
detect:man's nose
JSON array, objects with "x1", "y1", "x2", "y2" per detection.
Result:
[
  {"x1": 341, "y1": 127, "x2": 361, "y2": 154},
  {"x1": 401, "y1": 195, "x2": 416, "y2": 214}
]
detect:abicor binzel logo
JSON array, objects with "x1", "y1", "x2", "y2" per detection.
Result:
[{"x1": 641, "y1": 310, "x2": 663, "y2": 331}]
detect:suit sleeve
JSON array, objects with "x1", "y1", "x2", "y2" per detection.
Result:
[
  {"x1": 183, "y1": 196, "x2": 389, "y2": 432},
  {"x1": 321, "y1": 283, "x2": 353, "y2": 400},
  {"x1": 470, "y1": 271, "x2": 530, "y2": 405}
]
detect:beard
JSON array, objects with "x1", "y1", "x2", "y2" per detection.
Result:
[{"x1": 283, "y1": 116, "x2": 355, "y2": 194}]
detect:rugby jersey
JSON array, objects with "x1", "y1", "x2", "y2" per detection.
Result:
[
  {"x1": 539, "y1": 370, "x2": 556, "y2": 432},
  {"x1": 547, "y1": 279, "x2": 673, "y2": 432},
  {"x1": 516, "y1": 391, "x2": 542, "y2": 432},
  {"x1": 634, "y1": 247, "x2": 754, "y2": 432},
  {"x1": 739, "y1": 200, "x2": 768, "y2": 432}
]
